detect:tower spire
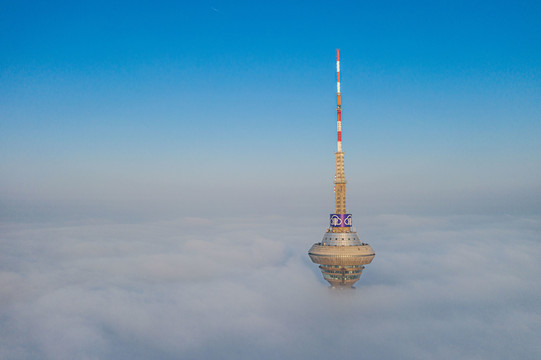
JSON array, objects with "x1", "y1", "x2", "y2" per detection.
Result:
[
  {"x1": 337, "y1": 49, "x2": 342, "y2": 152},
  {"x1": 334, "y1": 49, "x2": 347, "y2": 218}
]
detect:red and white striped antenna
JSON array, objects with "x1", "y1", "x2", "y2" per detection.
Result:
[{"x1": 336, "y1": 49, "x2": 342, "y2": 152}]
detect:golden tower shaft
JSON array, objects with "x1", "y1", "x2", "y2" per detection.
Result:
[{"x1": 333, "y1": 151, "x2": 348, "y2": 232}]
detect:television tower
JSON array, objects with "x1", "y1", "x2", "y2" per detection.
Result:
[{"x1": 308, "y1": 50, "x2": 375, "y2": 288}]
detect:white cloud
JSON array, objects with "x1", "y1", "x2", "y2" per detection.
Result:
[{"x1": 1, "y1": 214, "x2": 540, "y2": 359}]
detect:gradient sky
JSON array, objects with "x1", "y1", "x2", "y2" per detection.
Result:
[
  {"x1": 1, "y1": 0, "x2": 541, "y2": 222},
  {"x1": 1, "y1": 2, "x2": 541, "y2": 359}
]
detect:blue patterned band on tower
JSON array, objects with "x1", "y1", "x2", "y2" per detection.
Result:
[{"x1": 330, "y1": 214, "x2": 352, "y2": 227}]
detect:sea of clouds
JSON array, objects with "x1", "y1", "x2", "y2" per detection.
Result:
[{"x1": 1, "y1": 213, "x2": 540, "y2": 359}]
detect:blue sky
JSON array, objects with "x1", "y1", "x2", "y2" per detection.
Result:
[{"x1": 1, "y1": 0, "x2": 540, "y2": 221}]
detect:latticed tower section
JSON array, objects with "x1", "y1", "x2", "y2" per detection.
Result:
[
  {"x1": 308, "y1": 49, "x2": 375, "y2": 288},
  {"x1": 333, "y1": 151, "x2": 347, "y2": 232}
]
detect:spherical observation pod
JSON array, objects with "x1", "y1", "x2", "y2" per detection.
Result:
[{"x1": 308, "y1": 240, "x2": 375, "y2": 288}]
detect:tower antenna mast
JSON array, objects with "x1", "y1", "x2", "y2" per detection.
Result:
[
  {"x1": 337, "y1": 49, "x2": 342, "y2": 153},
  {"x1": 334, "y1": 49, "x2": 347, "y2": 218}
]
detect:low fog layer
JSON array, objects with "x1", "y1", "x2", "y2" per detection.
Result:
[{"x1": 1, "y1": 214, "x2": 540, "y2": 359}]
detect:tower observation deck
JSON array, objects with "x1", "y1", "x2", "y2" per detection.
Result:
[{"x1": 308, "y1": 50, "x2": 375, "y2": 288}]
